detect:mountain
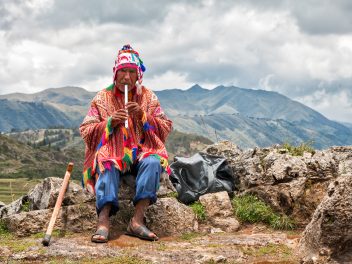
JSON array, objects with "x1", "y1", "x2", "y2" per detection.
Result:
[
  {"x1": 0, "y1": 99, "x2": 74, "y2": 131},
  {"x1": 157, "y1": 85, "x2": 352, "y2": 148},
  {"x1": 340, "y1": 122, "x2": 352, "y2": 130},
  {"x1": 1, "y1": 84, "x2": 351, "y2": 149},
  {"x1": 0, "y1": 86, "x2": 95, "y2": 126}
]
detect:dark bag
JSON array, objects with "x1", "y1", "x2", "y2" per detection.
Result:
[{"x1": 169, "y1": 152, "x2": 236, "y2": 204}]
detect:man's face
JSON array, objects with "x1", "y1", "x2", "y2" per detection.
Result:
[{"x1": 115, "y1": 67, "x2": 138, "y2": 92}]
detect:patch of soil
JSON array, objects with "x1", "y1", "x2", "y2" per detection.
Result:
[{"x1": 1, "y1": 226, "x2": 301, "y2": 264}]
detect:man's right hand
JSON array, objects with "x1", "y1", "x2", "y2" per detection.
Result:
[{"x1": 110, "y1": 109, "x2": 128, "y2": 128}]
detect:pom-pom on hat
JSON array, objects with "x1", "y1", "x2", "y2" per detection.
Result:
[{"x1": 113, "y1": 44, "x2": 146, "y2": 94}]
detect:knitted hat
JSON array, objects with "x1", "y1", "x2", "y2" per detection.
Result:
[{"x1": 113, "y1": 44, "x2": 146, "y2": 94}]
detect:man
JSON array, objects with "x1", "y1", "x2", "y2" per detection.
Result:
[{"x1": 80, "y1": 44, "x2": 172, "y2": 242}]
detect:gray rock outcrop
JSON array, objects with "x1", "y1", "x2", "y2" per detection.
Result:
[
  {"x1": 2, "y1": 176, "x2": 194, "y2": 237},
  {"x1": 204, "y1": 141, "x2": 351, "y2": 227},
  {"x1": 3, "y1": 203, "x2": 96, "y2": 237},
  {"x1": 28, "y1": 177, "x2": 94, "y2": 210},
  {"x1": 298, "y1": 174, "x2": 352, "y2": 263},
  {"x1": 0, "y1": 195, "x2": 28, "y2": 219}
]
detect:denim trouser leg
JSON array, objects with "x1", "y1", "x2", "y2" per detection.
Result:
[
  {"x1": 95, "y1": 166, "x2": 120, "y2": 216},
  {"x1": 95, "y1": 156, "x2": 162, "y2": 215},
  {"x1": 133, "y1": 156, "x2": 162, "y2": 205}
]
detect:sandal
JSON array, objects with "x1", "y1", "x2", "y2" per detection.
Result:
[
  {"x1": 91, "y1": 228, "x2": 109, "y2": 243},
  {"x1": 126, "y1": 220, "x2": 159, "y2": 241}
]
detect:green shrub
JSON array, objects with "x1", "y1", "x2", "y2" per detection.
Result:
[
  {"x1": 0, "y1": 219, "x2": 9, "y2": 235},
  {"x1": 282, "y1": 141, "x2": 315, "y2": 156},
  {"x1": 232, "y1": 194, "x2": 295, "y2": 230},
  {"x1": 189, "y1": 201, "x2": 206, "y2": 221},
  {"x1": 166, "y1": 192, "x2": 178, "y2": 198},
  {"x1": 20, "y1": 200, "x2": 30, "y2": 212}
]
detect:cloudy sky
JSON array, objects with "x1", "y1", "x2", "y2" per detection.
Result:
[{"x1": 1, "y1": 0, "x2": 351, "y2": 122}]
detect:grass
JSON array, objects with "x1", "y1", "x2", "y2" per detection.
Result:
[
  {"x1": 166, "y1": 191, "x2": 178, "y2": 198},
  {"x1": 0, "y1": 178, "x2": 41, "y2": 204},
  {"x1": 0, "y1": 232, "x2": 36, "y2": 253},
  {"x1": 282, "y1": 141, "x2": 315, "y2": 156},
  {"x1": 20, "y1": 200, "x2": 31, "y2": 212},
  {"x1": 189, "y1": 201, "x2": 206, "y2": 221},
  {"x1": 0, "y1": 219, "x2": 9, "y2": 235},
  {"x1": 30, "y1": 229, "x2": 74, "y2": 239},
  {"x1": 241, "y1": 243, "x2": 293, "y2": 258},
  {"x1": 180, "y1": 232, "x2": 202, "y2": 241},
  {"x1": 232, "y1": 194, "x2": 295, "y2": 230}
]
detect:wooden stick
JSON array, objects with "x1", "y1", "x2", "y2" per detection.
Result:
[{"x1": 42, "y1": 162, "x2": 74, "y2": 246}]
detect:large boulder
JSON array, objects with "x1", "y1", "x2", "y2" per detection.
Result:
[
  {"x1": 0, "y1": 195, "x2": 29, "y2": 219},
  {"x1": 4, "y1": 197, "x2": 198, "y2": 237},
  {"x1": 199, "y1": 191, "x2": 240, "y2": 232},
  {"x1": 204, "y1": 141, "x2": 344, "y2": 226},
  {"x1": 28, "y1": 177, "x2": 94, "y2": 210},
  {"x1": 329, "y1": 146, "x2": 352, "y2": 175},
  {"x1": 298, "y1": 174, "x2": 352, "y2": 263},
  {"x1": 3, "y1": 203, "x2": 96, "y2": 237},
  {"x1": 145, "y1": 197, "x2": 198, "y2": 236}
]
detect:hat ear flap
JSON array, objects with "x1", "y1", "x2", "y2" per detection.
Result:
[{"x1": 136, "y1": 81, "x2": 142, "y2": 95}]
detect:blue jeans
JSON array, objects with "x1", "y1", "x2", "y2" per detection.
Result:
[{"x1": 95, "y1": 156, "x2": 162, "y2": 216}]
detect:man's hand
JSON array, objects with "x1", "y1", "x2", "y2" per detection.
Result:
[
  {"x1": 110, "y1": 109, "x2": 128, "y2": 128},
  {"x1": 126, "y1": 102, "x2": 143, "y2": 119}
]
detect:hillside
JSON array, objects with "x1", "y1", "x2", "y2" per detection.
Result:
[
  {"x1": 1, "y1": 85, "x2": 351, "y2": 148},
  {"x1": 0, "y1": 129, "x2": 212, "y2": 180},
  {"x1": 0, "y1": 99, "x2": 74, "y2": 132},
  {"x1": 0, "y1": 134, "x2": 84, "y2": 180}
]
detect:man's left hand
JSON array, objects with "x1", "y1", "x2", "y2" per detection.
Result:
[{"x1": 126, "y1": 102, "x2": 143, "y2": 119}]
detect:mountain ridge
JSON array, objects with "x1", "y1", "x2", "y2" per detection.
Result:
[{"x1": 1, "y1": 84, "x2": 351, "y2": 149}]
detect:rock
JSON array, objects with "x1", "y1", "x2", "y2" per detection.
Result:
[
  {"x1": 211, "y1": 217, "x2": 240, "y2": 232},
  {"x1": 3, "y1": 203, "x2": 97, "y2": 236},
  {"x1": 199, "y1": 191, "x2": 234, "y2": 218},
  {"x1": 199, "y1": 191, "x2": 240, "y2": 232},
  {"x1": 205, "y1": 140, "x2": 243, "y2": 160},
  {"x1": 204, "y1": 141, "x2": 345, "y2": 226},
  {"x1": 145, "y1": 197, "x2": 198, "y2": 236},
  {"x1": 4, "y1": 197, "x2": 198, "y2": 237},
  {"x1": 110, "y1": 200, "x2": 135, "y2": 229},
  {"x1": 265, "y1": 153, "x2": 307, "y2": 183},
  {"x1": 298, "y1": 174, "x2": 352, "y2": 263},
  {"x1": 330, "y1": 146, "x2": 352, "y2": 176},
  {"x1": 0, "y1": 195, "x2": 28, "y2": 219},
  {"x1": 157, "y1": 172, "x2": 177, "y2": 197},
  {"x1": 28, "y1": 177, "x2": 94, "y2": 210},
  {"x1": 0, "y1": 201, "x2": 5, "y2": 208}
]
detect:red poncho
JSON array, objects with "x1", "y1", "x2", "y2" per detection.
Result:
[{"x1": 80, "y1": 84, "x2": 172, "y2": 194}]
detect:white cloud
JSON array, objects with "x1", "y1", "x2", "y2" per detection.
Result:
[
  {"x1": 296, "y1": 89, "x2": 352, "y2": 123},
  {"x1": 0, "y1": 0, "x2": 351, "y2": 122},
  {"x1": 145, "y1": 71, "x2": 193, "y2": 91}
]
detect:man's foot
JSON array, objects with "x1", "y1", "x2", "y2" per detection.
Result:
[
  {"x1": 126, "y1": 218, "x2": 159, "y2": 241},
  {"x1": 91, "y1": 227, "x2": 109, "y2": 243},
  {"x1": 91, "y1": 204, "x2": 111, "y2": 243}
]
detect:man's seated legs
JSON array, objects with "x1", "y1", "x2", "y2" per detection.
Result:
[
  {"x1": 92, "y1": 166, "x2": 120, "y2": 242},
  {"x1": 92, "y1": 156, "x2": 162, "y2": 242}
]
